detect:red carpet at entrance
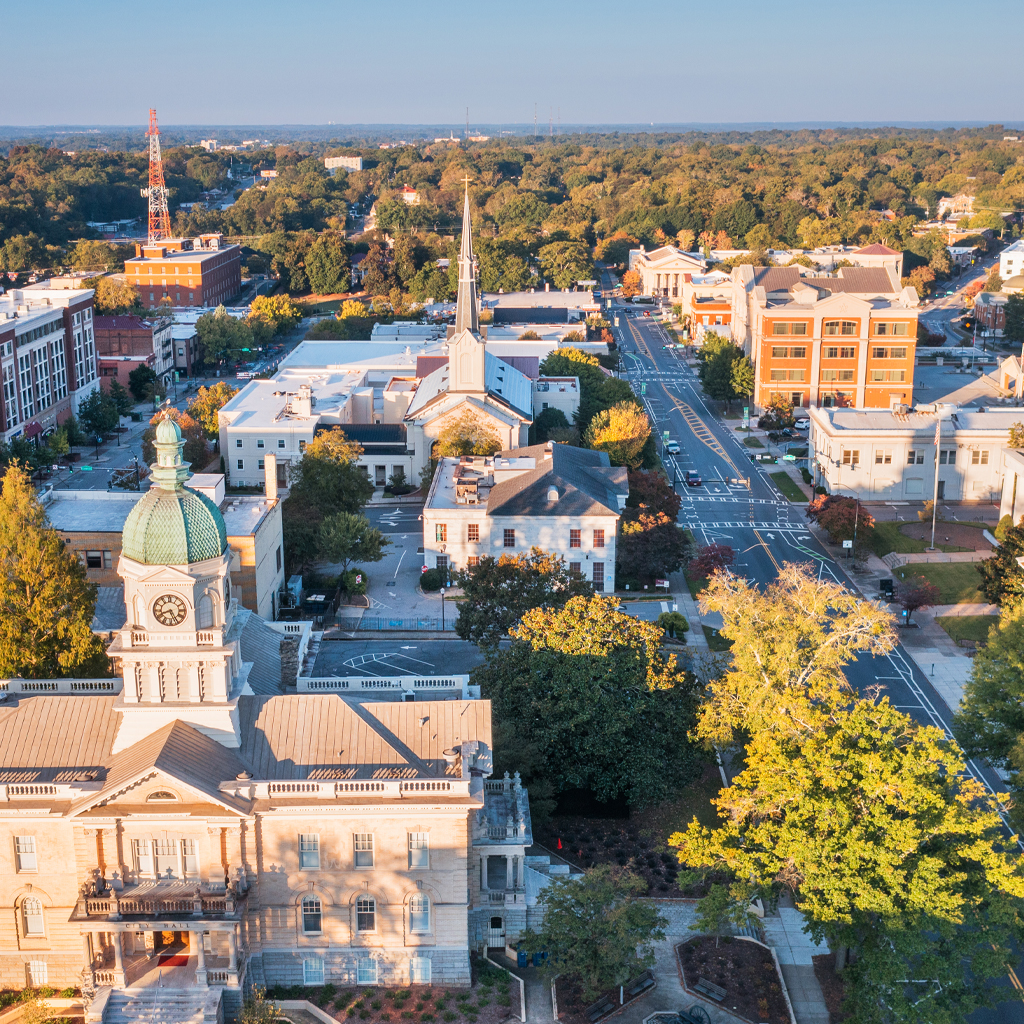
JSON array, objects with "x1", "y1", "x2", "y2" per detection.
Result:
[{"x1": 157, "y1": 953, "x2": 189, "y2": 966}]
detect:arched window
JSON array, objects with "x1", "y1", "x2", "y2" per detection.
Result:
[
  {"x1": 824, "y1": 320, "x2": 858, "y2": 336},
  {"x1": 198, "y1": 594, "x2": 214, "y2": 629},
  {"x1": 356, "y1": 896, "x2": 376, "y2": 932},
  {"x1": 302, "y1": 896, "x2": 322, "y2": 934},
  {"x1": 22, "y1": 897, "x2": 44, "y2": 936},
  {"x1": 410, "y1": 894, "x2": 430, "y2": 932},
  {"x1": 147, "y1": 791, "x2": 177, "y2": 802}
]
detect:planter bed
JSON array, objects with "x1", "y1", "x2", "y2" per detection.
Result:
[
  {"x1": 554, "y1": 973, "x2": 653, "y2": 1024},
  {"x1": 677, "y1": 937, "x2": 788, "y2": 1024}
]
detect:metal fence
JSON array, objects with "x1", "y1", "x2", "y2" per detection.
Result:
[{"x1": 335, "y1": 617, "x2": 457, "y2": 632}]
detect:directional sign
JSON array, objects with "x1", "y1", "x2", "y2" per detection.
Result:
[{"x1": 843, "y1": 540, "x2": 853, "y2": 549}]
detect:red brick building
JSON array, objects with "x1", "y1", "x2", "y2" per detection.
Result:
[
  {"x1": 94, "y1": 315, "x2": 174, "y2": 390},
  {"x1": 124, "y1": 234, "x2": 242, "y2": 310}
]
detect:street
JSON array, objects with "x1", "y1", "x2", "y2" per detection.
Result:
[{"x1": 605, "y1": 283, "x2": 1024, "y2": 1022}]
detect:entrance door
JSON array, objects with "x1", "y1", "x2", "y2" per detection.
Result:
[
  {"x1": 487, "y1": 916, "x2": 505, "y2": 951},
  {"x1": 937, "y1": 480, "x2": 946, "y2": 499},
  {"x1": 375, "y1": 465, "x2": 387, "y2": 486},
  {"x1": 277, "y1": 461, "x2": 287, "y2": 488}
]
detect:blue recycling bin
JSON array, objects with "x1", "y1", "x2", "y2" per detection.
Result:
[
  {"x1": 517, "y1": 948, "x2": 529, "y2": 968},
  {"x1": 533, "y1": 951, "x2": 547, "y2": 967}
]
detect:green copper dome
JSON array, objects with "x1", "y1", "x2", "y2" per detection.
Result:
[{"x1": 122, "y1": 416, "x2": 228, "y2": 565}]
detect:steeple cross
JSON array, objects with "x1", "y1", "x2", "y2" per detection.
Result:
[{"x1": 460, "y1": 174, "x2": 473, "y2": 189}]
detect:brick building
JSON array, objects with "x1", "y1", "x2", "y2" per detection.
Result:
[
  {"x1": 974, "y1": 291, "x2": 1009, "y2": 335},
  {"x1": 124, "y1": 234, "x2": 242, "y2": 310},
  {"x1": 0, "y1": 284, "x2": 98, "y2": 443},
  {"x1": 94, "y1": 315, "x2": 174, "y2": 390}
]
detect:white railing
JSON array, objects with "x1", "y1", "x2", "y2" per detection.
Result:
[
  {"x1": 8, "y1": 784, "x2": 57, "y2": 797},
  {"x1": 298, "y1": 674, "x2": 469, "y2": 693},
  {"x1": 0, "y1": 677, "x2": 123, "y2": 696},
  {"x1": 243, "y1": 777, "x2": 471, "y2": 801}
]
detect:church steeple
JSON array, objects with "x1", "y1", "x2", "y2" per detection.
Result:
[{"x1": 454, "y1": 181, "x2": 480, "y2": 335}]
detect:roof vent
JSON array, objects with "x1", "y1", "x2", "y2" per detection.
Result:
[{"x1": 547, "y1": 486, "x2": 559, "y2": 502}]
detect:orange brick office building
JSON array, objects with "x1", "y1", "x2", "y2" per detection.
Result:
[
  {"x1": 736, "y1": 266, "x2": 920, "y2": 411},
  {"x1": 124, "y1": 234, "x2": 242, "y2": 310}
]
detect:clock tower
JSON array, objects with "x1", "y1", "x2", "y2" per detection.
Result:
[{"x1": 108, "y1": 416, "x2": 251, "y2": 753}]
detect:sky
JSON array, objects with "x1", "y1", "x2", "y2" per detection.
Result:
[{"x1": 4, "y1": 0, "x2": 1023, "y2": 127}]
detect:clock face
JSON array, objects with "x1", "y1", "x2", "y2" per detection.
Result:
[{"x1": 152, "y1": 593, "x2": 188, "y2": 627}]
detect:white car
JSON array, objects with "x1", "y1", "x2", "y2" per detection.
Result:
[
  {"x1": 664, "y1": 440, "x2": 681, "y2": 454},
  {"x1": 793, "y1": 417, "x2": 810, "y2": 431}
]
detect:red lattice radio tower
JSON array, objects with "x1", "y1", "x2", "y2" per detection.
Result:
[{"x1": 141, "y1": 108, "x2": 172, "y2": 243}]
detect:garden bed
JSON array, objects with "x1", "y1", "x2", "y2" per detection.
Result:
[
  {"x1": 554, "y1": 973, "x2": 652, "y2": 1024},
  {"x1": 266, "y1": 958, "x2": 516, "y2": 1024},
  {"x1": 677, "y1": 937, "x2": 788, "y2": 1024},
  {"x1": 532, "y1": 765, "x2": 725, "y2": 897},
  {"x1": 811, "y1": 954, "x2": 849, "y2": 1023}
]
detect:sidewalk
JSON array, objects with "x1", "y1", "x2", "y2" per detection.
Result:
[{"x1": 761, "y1": 896, "x2": 830, "y2": 1024}]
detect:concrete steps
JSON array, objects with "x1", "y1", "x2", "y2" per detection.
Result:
[{"x1": 104, "y1": 989, "x2": 220, "y2": 1024}]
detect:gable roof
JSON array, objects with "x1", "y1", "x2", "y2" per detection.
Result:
[
  {"x1": 813, "y1": 267, "x2": 896, "y2": 294},
  {"x1": 854, "y1": 243, "x2": 900, "y2": 255},
  {"x1": 750, "y1": 267, "x2": 802, "y2": 292},
  {"x1": 486, "y1": 443, "x2": 627, "y2": 518},
  {"x1": 406, "y1": 352, "x2": 532, "y2": 422}
]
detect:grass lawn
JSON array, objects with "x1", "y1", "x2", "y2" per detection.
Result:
[
  {"x1": 935, "y1": 615, "x2": 999, "y2": 644},
  {"x1": 870, "y1": 521, "x2": 985, "y2": 558},
  {"x1": 703, "y1": 624, "x2": 733, "y2": 651},
  {"x1": 742, "y1": 436, "x2": 765, "y2": 448},
  {"x1": 896, "y1": 562, "x2": 986, "y2": 605},
  {"x1": 770, "y1": 471, "x2": 808, "y2": 503}
]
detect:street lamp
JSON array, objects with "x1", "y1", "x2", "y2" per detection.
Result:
[{"x1": 439, "y1": 587, "x2": 446, "y2": 631}]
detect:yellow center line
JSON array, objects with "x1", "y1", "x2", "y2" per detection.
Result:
[{"x1": 752, "y1": 529, "x2": 783, "y2": 574}]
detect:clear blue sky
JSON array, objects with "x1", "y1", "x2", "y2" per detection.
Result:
[{"x1": 5, "y1": 0, "x2": 1022, "y2": 126}]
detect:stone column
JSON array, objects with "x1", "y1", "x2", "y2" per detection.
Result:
[
  {"x1": 505, "y1": 855, "x2": 513, "y2": 890},
  {"x1": 225, "y1": 827, "x2": 245, "y2": 890},
  {"x1": 82, "y1": 932, "x2": 93, "y2": 972},
  {"x1": 195, "y1": 932, "x2": 207, "y2": 986},
  {"x1": 227, "y1": 927, "x2": 238, "y2": 971},
  {"x1": 480, "y1": 855, "x2": 488, "y2": 892},
  {"x1": 112, "y1": 931, "x2": 126, "y2": 986}
]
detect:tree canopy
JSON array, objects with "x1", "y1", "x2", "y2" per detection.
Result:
[
  {"x1": 186, "y1": 382, "x2": 240, "y2": 440},
  {"x1": 582, "y1": 401, "x2": 651, "y2": 468}
]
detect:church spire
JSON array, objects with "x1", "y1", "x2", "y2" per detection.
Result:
[{"x1": 454, "y1": 180, "x2": 480, "y2": 335}]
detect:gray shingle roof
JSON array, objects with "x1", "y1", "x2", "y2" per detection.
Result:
[{"x1": 486, "y1": 443, "x2": 627, "y2": 518}]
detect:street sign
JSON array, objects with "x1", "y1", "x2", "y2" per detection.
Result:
[
  {"x1": 655, "y1": 579, "x2": 670, "y2": 588},
  {"x1": 81, "y1": 465, "x2": 93, "y2": 471},
  {"x1": 662, "y1": 430, "x2": 670, "y2": 441},
  {"x1": 842, "y1": 540, "x2": 853, "y2": 549},
  {"x1": 640, "y1": 383, "x2": 646, "y2": 395}
]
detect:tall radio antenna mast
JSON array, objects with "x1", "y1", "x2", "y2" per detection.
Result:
[{"x1": 141, "y1": 109, "x2": 172, "y2": 243}]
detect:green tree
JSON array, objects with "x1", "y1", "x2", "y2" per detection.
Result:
[
  {"x1": 248, "y1": 293, "x2": 302, "y2": 333},
  {"x1": 0, "y1": 464, "x2": 109, "y2": 678},
  {"x1": 127, "y1": 364, "x2": 158, "y2": 402},
  {"x1": 694, "y1": 883, "x2": 756, "y2": 947},
  {"x1": 141, "y1": 410, "x2": 208, "y2": 469},
  {"x1": 107, "y1": 379, "x2": 134, "y2": 417},
  {"x1": 77, "y1": 388, "x2": 119, "y2": 438},
  {"x1": 983, "y1": 270, "x2": 1003, "y2": 292},
  {"x1": 978, "y1": 517, "x2": 1024, "y2": 605},
  {"x1": 91, "y1": 275, "x2": 142, "y2": 315},
  {"x1": 362, "y1": 242, "x2": 394, "y2": 296},
  {"x1": 195, "y1": 306, "x2": 255, "y2": 367},
  {"x1": 696, "y1": 333, "x2": 743, "y2": 403},
  {"x1": 318, "y1": 511, "x2": 392, "y2": 573},
  {"x1": 537, "y1": 240, "x2": 594, "y2": 289},
  {"x1": 518, "y1": 866, "x2": 666, "y2": 1001},
  {"x1": 306, "y1": 232, "x2": 351, "y2": 295},
  {"x1": 186, "y1": 382, "x2": 240, "y2": 440},
  {"x1": 282, "y1": 428, "x2": 373, "y2": 570},
  {"x1": 582, "y1": 402, "x2": 651, "y2": 467},
  {"x1": 529, "y1": 407, "x2": 570, "y2": 445},
  {"x1": 657, "y1": 610, "x2": 689, "y2": 637},
  {"x1": 1004, "y1": 293, "x2": 1024, "y2": 344},
  {"x1": 731, "y1": 356, "x2": 755, "y2": 402},
  {"x1": 476, "y1": 595, "x2": 704, "y2": 811},
  {"x1": 69, "y1": 239, "x2": 126, "y2": 273},
  {"x1": 1008, "y1": 422, "x2": 1024, "y2": 449},
  {"x1": 454, "y1": 548, "x2": 593, "y2": 650},
  {"x1": 758, "y1": 393, "x2": 795, "y2": 430},
  {"x1": 240, "y1": 988, "x2": 281, "y2": 1024},
  {"x1": 433, "y1": 411, "x2": 503, "y2": 458}
]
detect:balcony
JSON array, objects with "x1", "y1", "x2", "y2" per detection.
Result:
[{"x1": 75, "y1": 881, "x2": 246, "y2": 920}]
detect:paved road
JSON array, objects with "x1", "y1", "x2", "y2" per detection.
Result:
[{"x1": 607, "y1": 294, "x2": 1024, "y2": 1023}]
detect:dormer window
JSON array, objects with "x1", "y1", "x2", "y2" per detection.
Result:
[{"x1": 147, "y1": 791, "x2": 178, "y2": 802}]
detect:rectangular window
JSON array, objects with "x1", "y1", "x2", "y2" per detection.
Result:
[
  {"x1": 26, "y1": 962, "x2": 47, "y2": 986},
  {"x1": 592, "y1": 562, "x2": 605, "y2": 592},
  {"x1": 840, "y1": 346, "x2": 856, "y2": 359},
  {"x1": 435, "y1": 524, "x2": 447, "y2": 543},
  {"x1": 789, "y1": 347, "x2": 807, "y2": 360},
  {"x1": 298, "y1": 834, "x2": 320, "y2": 870},
  {"x1": 820, "y1": 369, "x2": 837, "y2": 382},
  {"x1": 357, "y1": 957, "x2": 378, "y2": 985},
  {"x1": 503, "y1": 529, "x2": 515, "y2": 548},
  {"x1": 154, "y1": 838, "x2": 178, "y2": 877},
  {"x1": 15, "y1": 836, "x2": 37, "y2": 872},
  {"x1": 235, "y1": 438, "x2": 243, "y2": 448},
  {"x1": 870, "y1": 370, "x2": 884, "y2": 382},
  {"x1": 907, "y1": 450, "x2": 925, "y2": 465},
  {"x1": 972, "y1": 450, "x2": 989, "y2": 465},
  {"x1": 467, "y1": 524, "x2": 479, "y2": 542},
  {"x1": 771, "y1": 324, "x2": 790, "y2": 336},
  {"x1": 872, "y1": 347, "x2": 887, "y2": 359},
  {"x1": 875, "y1": 450, "x2": 892, "y2": 465},
  {"x1": 258, "y1": 458, "x2": 264, "y2": 470},
  {"x1": 890, "y1": 347, "x2": 908, "y2": 359},
  {"x1": 790, "y1": 323, "x2": 807, "y2": 335},
  {"x1": 824, "y1": 321, "x2": 857, "y2": 336},
  {"x1": 134, "y1": 839, "x2": 153, "y2": 876},
  {"x1": 354, "y1": 833, "x2": 374, "y2": 867},
  {"x1": 257, "y1": 439, "x2": 264, "y2": 449},
  {"x1": 824, "y1": 347, "x2": 838, "y2": 359},
  {"x1": 356, "y1": 896, "x2": 376, "y2": 931},
  {"x1": 593, "y1": 529, "x2": 605, "y2": 548},
  {"x1": 569, "y1": 561, "x2": 582, "y2": 575},
  {"x1": 303, "y1": 958, "x2": 325, "y2": 986},
  {"x1": 237, "y1": 459, "x2": 244, "y2": 470},
  {"x1": 182, "y1": 839, "x2": 199, "y2": 877},
  {"x1": 467, "y1": 556, "x2": 480, "y2": 567},
  {"x1": 85, "y1": 550, "x2": 103, "y2": 569},
  {"x1": 410, "y1": 894, "x2": 430, "y2": 932},
  {"x1": 302, "y1": 897, "x2": 322, "y2": 933},
  {"x1": 277, "y1": 438, "x2": 286, "y2": 449},
  {"x1": 410, "y1": 957, "x2": 431, "y2": 985},
  {"x1": 569, "y1": 529, "x2": 581, "y2": 548},
  {"x1": 771, "y1": 345, "x2": 789, "y2": 357},
  {"x1": 409, "y1": 832, "x2": 429, "y2": 869},
  {"x1": 103, "y1": 550, "x2": 112, "y2": 569},
  {"x1": 842, "y1": 450, "x2": 859, "y2": 466},
  {"x1": 436, "y1": 554, "x2": 448, "y2": 572},
  {"x1": 276, "y1": 546, "x2": 282, "y2": 571},
  {"x1": 787, "y1": 369, "x2": 806, "y2": 381},
  {"x1": 939, "y1": 449, "x2": 956, "y2": 465},
  {"x1": 770, "y1": 369, "x2": 787, "y2": 381}
]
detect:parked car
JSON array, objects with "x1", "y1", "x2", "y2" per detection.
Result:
[
  {"x1": 685, "y1": 470, "x2": 701, "y2": 486},
  {"x1": 793, "y1": 417, "x2": 810, "y2": 430},
  {"x1": 665, "y1": 440, "x2": 680, "y2": 454}
]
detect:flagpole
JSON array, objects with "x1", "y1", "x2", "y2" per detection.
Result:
[{"x1": 930, "y1": 416, "x2": 941, "y2": 550}]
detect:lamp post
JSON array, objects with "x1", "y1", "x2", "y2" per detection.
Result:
[{"x1": 439, "y1": 587, "x2": 446, "y2": 631}]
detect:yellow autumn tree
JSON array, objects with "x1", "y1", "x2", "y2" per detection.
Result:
[{"x1": 582, "y1": 401, "x2": 651, "y2": 467}]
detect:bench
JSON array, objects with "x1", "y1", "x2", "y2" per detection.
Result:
[
  {"x1": 693, "y1": 977, "x2": 727, "y2": 1002},
  {"x1": 625, "y1": 971, "x2": 656, "y2": 998},
  {"x1": 585, "y1": 999, "x2": 616, "y2": 1022}
]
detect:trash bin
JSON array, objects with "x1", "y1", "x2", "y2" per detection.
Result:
[
  {"x1": 517, "y1": 948, "x2": 528, "y2": 968},
  {"x1": 532, "y1": 952, "x2": 547, "y2": 967}
]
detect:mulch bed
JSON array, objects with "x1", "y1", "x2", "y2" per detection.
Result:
[
  {"x1": 268, "y1": 959, "x2": 517, "y2": 1024},
  {"x1": 811, "y1": 954, "x2": 849, "y2": 1023},
  {"x1": 554, "y1": 976, "x2": 650, "y2": 1024},
  {"x1": 898, "y1": 521, "x2": 992, "y2": 549},
  {"x1": 677, "y1": 937, "x2": 788, "y2": 1024}
]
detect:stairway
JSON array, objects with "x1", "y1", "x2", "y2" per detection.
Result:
[{"x1": 104, "y1": 989, "x2": 220, "y2": 1024}]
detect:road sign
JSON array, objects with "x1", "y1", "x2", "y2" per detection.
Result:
[
  {"x1": 655, "y1": 579, "x2": 670, "y2": 588},
  {"x1": 662, "y1": 430, "x2": 670, "y2": 441},
  {"x1": 81, "y1": 465, "x2": 93, "y2": 471},
  {"x1": 842, "y1": 540, "x2": 853, "y2": 549},
  {"x1": 640, "y1": 383, "x2": 646, "y2": 394}
]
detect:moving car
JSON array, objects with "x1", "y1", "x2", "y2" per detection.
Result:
[
  {"x1": 685, "y1": 470, "x2": 701, "y2": 486},
  {"x1": 664, "y1": 440, "x2": 680, "y2": 454}
]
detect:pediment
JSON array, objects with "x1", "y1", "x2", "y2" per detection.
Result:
[
  {"x1": 136, "y1": 565, "x2": 198, "y2": 585},
  {"x1": 73, "y1": 767, "x2": 245, "y2": 818},
  {"x1": 817, "y1": 293, "x2": 871, "y2": 315}
]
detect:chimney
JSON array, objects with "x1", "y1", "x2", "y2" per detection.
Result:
[{"x1": 264, "y1": 452, "x2": 278, "y2": 500}]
